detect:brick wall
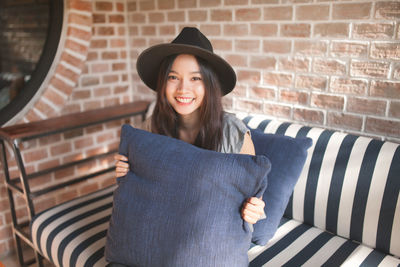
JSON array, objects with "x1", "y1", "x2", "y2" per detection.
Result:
[
  {"x1": 128, "y1": 0, "x2": 400, "y2": 142},
  {"x1": 0, "y1": 0, "x2": 399, "y2": 258}
]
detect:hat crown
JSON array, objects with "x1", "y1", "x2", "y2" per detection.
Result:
[{"x1": 171, "y1": 27, "x2": 213, "y2": 53}]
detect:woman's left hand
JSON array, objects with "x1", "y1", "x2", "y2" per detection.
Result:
[{"x1": 241, "y1": 197, "x2": 265, "y2": 224}]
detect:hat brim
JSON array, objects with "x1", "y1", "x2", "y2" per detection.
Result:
[{"x1": 136, "y1": 43, "x2": 236, "y2": 96}]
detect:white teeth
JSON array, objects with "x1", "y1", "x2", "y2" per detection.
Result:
[{"x1": 176, "y1": 97, "x2": 193, "y2": 103}]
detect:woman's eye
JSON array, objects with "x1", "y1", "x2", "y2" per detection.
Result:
[
  {"x1": 168, "y1": 75, "x2": 177, "y2": 80},
  {"x1": 192, "y1": 76, "x2": 202, "y2": 81}
]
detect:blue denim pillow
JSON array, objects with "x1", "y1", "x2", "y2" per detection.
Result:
[
  {"x1": 250, "y1": 129, "x2": 312, "y2": 245},
  {"x1": 105, "y1": 125, "x2": 270, "y2": 267}
]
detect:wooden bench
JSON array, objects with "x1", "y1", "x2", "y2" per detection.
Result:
[{"x1": 0, "y1": 101, "x2": 150, "y2": 266}]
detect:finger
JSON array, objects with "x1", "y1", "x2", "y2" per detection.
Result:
[
  {"x1": 242, "y1": 204, "x2": 264, "y2": 218},
  {"x1": 247, "y1": 197, "x2": 265, "y2": 208},
  {"x1": 116, "y1": 167, "x2": 129, "y2": 173},
  {"x1": 242, "y1": 213, "x2": 258, "y2": 224},
  {"x1": 115, "y1": 161, "x2": 129, "y2": 168},
  {"x1": 114, "y1": 154, "x2": 128, "y2": 161}
]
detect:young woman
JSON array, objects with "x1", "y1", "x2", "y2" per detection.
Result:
[{"x1": 115, "y1": 27, "x2": 265, "y2": 225}]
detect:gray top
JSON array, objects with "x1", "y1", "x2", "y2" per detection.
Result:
[
  {"x1": 220, "y1": 112, "x2": 250, "y2": 154},
  {"x1": 139, "y1": 112, "x2": 249, "y2": 153}
]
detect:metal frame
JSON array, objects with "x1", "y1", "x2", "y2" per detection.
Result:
[{"x1": 0, "y1": 102, "x2": 149, "y2": 266}]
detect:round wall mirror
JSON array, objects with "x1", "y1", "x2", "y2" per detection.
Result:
[{"x1": 0, "y1": 0, "x2": 63, "y2": 126}]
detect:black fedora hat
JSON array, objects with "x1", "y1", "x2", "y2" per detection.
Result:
[{"x1": 136, "y1": 27, "x2": 236, "y2": 96}]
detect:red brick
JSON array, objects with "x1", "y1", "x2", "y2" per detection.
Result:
[
  {"x1": 200, "y1": 25, "x2": 221, "y2": 36},
  {"x1": 72, "y1": 89, "x2": 91, "y2": 99},
  {"x1": 235, "y1": 40, "x2": 260, "y2": 53},
  {"x1": 225, "y1": 0, "x2": 248, "y2": 4},
  {"x1": 351, "y1": 61, "x2": 390, "y2": 78},
  {"x1": 213, "y1": 40, "x2": 233, "y2": 51},
  {"x1": 280, "y1": 90, "x2": 308, "y2": 105},
  {"x1": 250, "y1": 23, "x2": 277, "y2": 37},
  {"x1": 91, "y1": 63, "x2": 109, "y2": 73},
  {"x1": 69, "y1": 0, "x2": 92, "y2": 12},
  {"x1": 279, "y1": 57, "x2": 309, "y2": 72},
  {"x1": 236, "y1": 99, "x2": 263, "y2": 113},
  {"x1": 97, "y1": 26, "x2": 114, "y2": 36},
  {"x1": 281, "y1": 24, "x2": 311, "y2": 38},
  {"x1": 139, "y1": 0, "x2": 155, "y2": 10},
  {"x1": 199, "y1": 0, "x2": 221, "y2": 7},
  {"x1": 67, "y1": 26, "x2": 91, "y2": 42},
  {"x1": 332, "y1": 3, "x2": 371, "y2": 19},
  {"x1": 263, "y1": 40, "x2": 291, "y2": 54},
  {"x1": 178, "y1": 0, "x2": 196, "y2": 8},
  {"x1": 311, "y1": 93, "x2": 344, "y2": 110},
  {"x1": 347, "y1": 97, "x2": 387, "y2": 115},
  {"x1": 313, "y1": 58, "x2": 346, "y2": 75},
  {"x1": 224, "y1": 24, "x2": 248, "y2": 36},
  {"x1": 330, "y1": 77, "x2": 367, "y2": 95},
  {"x1": 314, "y1": 23, "x2": 349, "y2": 38},
  {"x1": 250, "y1": 56, "x2": 276, "y2": 69},
  {"x1": 111, "y1": 39, "x2": 126, "y2": 48},
  {"x1": 327, "y1": 112, "x2": 363, "y2": 131},
  {"x1": 264, "y1": 72, "x2": 293, "y2": 87},
  {"x1": 294, "y1": 108, "x2": 324, "y2": 124},
  {"x1": 366, "y1": 117, "x2": 400, "y2": 137},
  {"x1": 109, "y1": 14, "x2": 124, "y2": 23},
  {"x1": 211, "y1": 10, "x2": 232, "y2": 21},
  {"x1": 158, "y1": 0, "x2": 175, "y2": 9},
  {"x1": 264, "y1": 6, "x2": 292, "y2": 20},
  {"x1": 160, "y1": 25, "x2": 176, "y2": 36},
  {"x1": 112, "y1": 63, "x2": 126, "y2": 71},
  {"x1": 43, "y1": 88, "x2": 65, "y2": 107},
  {"x1": 237, "y1": 70, "x2": 261, "y2": 85},
  {"x1": 189, "y1": 10, "x2": 207, "y2": 21},
  {"x1": 114, "y1": 85, "x2": 129, "y2": 94},
  {"x1": 370, "y1": 80, "x2": 400, "y2": 98},
  {"x1": 95, "y1": 2, "x2": 113, "y2": 11},
  {"x1": 54, "y1": 166, "x2": 75, "y2": 180},
  {"x1": 23, "y1": 149, "x2": 48, "y2": 163},
  {"x1": 38, "y1": 159, "x2": 60, "y2": 171},
  {"x1": 68, "y1": 13, "x2": 92, "y2": 27},
  {"x1": 294, "y1": 40, "x2": 327, "y2": 56},
  {"x1": 295, "y1": 75, "x2": 327, "y2": 91},
  {"x1": 352, "y1": 23, "x2": 395, "y2": 39},
  {"x1": 223, "y1": 54, "x2": 246, "y2": 68},
  {"x1": 81, "y1": 76, "x2": 100, "y2": 87},
  {"x1": 250, "y1": 86, "x2": 276, "y2": 100},
  {"x1": 394, "y1": 64, "x2": 400, "y2": 80},
  {"x1": 252, "y1": 0, "x2": 278, "y2": 3},
  {"x1": 296, "y1": 4, "x2": 329, "y2": 20},
  {"x1": 149, "y1": 12, "x2": 165, "y2": 23},
  {"x1": 389, "y1": 101, "x2": 400, "y2": 117},
  {"x1": 90, "y1": 39, "x2": 107, "y2": 49},
  {"x1": 236, "y1": 8, "x2": 261, "y2": 21},
  {"x1": 65, "y1": 39, "x2": 89, "y2": 55},
  {"x1": 103, "y1": 75, "x2": 119, "y2": 84},
  {"x1": 50, "y1": 143, "x2": 72, "y2": 156},
  {"x1": 130, "y1": 13, "x2": 145, "y2": 23},
  {"x1": 102, "y1": 51, "x2": 118, "y2": 60},
  {"x1": 370, "y1": 42, "x2": 400, "y2": 60},
  {"x1": 331, "y1": 41, "x2": 368, "y2": 58},
  {"x1": 167, "y1": 11, "x2": 185, "y2": 22},
  {"x1": 142, "y1": 26, "x2": 156, "y2": 36},
  {"x1": 375, "y1": 1, "x2": 400, "y2": 20},
  {"x1": 117, "y1": 2, "x2": 124, "y2": 12},
  {"x1": 264, "y1": 103, "x2": 291, "y2": 118},
  {"x1": 74, "y1": 137, "x2": 94, "y2": 149}
]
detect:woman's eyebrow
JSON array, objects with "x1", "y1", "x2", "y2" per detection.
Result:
[{"x1": 169, "y1": 70, "x2": 201, "y2": 75}]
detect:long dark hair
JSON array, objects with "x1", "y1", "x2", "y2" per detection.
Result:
[{"x1": 151, "y1": 54, "x2": 224, "y2": 151}]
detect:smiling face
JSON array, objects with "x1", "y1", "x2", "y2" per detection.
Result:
[{"x1": 165, "y1": 54, "x2": 206, "y2": 118}]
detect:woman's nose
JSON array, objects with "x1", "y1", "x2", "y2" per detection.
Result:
[{"x1": 177, "y1": 79, "x2": 189, "y2": 92}]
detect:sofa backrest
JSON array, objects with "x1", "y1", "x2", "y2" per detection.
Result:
[{"x1": 243, "y1": 116, "x2": 400, "y2": 258}]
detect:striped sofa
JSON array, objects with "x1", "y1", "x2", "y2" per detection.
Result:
[{"x1": 30, "y1": 115, "x2": 400, "y2": 267}]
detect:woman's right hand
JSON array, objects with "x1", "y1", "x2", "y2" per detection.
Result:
[{"x1": 114, "y1": 154, "x2": 129, "y2": 178}]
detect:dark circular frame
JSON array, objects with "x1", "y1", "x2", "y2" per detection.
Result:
[{"x1": 0, "y1": 0, "x2": 64, "y2": 126}]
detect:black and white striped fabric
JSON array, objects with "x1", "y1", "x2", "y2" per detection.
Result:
[
  {"x1": 31, "y1": 185, "x2": 115, "y2": 267},
  {"x1": 243, "y1": 115, "x2": 400, "y2": 266},
  {"x1": 30, "y1": 116, "x2": 400, "y2": 266}
]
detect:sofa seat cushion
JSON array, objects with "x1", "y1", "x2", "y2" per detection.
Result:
[
  {"x1": 249, "y1": 218, "x2": 400, "y2": 267},
  {"x1": 31, "y1": 192, "x2": 400, "y2": 267},
  {"x1": 30, "y1": 185, "x2": 116, "y2": 267}
]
